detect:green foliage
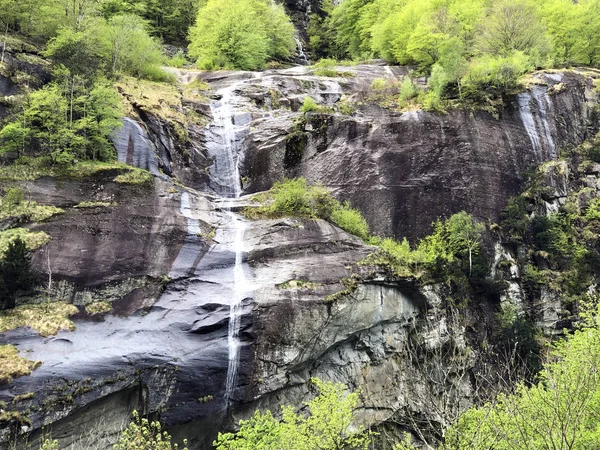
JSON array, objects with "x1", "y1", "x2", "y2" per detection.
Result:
[
  {"x1": 446, "y1": 301, "x2": 600, "y2": 449},
  {"x1": 475, "y1": 0, "x2": 550, "y2": 58},
  {"x1": 39, "y1": 439, "x2": 58, "y2": 450},
  {"x1": 214, "y1": 378, "x2": 372, "y2": 450},
  {"x1": 330, "y1": 202, "x2": 370, "y2": 241},
  {"x1": 245, "y1": 178, "x2": 369, "y2": 241},
  {"x1": 365, "y1": 212, "x2": 486, "y2": 282},
  {"x1": 460, "y1": 52, "x2": 533, "y2": 101},
  {"x1": 318, "y1": 0, "x2": 600, "y2": 105},
  {"x1": 0, "y1": 75, "x2": 122, "y2": 164},
  {"x1": 114, "y1": 410, "x2": 188, "y2": 450},
  {"x1": 301, "y1": 96, "x2": 319, "y2": 113},
  {"x1": 0, "y1": 238, "x2": 35, "y2": 310},
  {"x1": 188, "y1": 0, "x2": 295, "y2": 70}
]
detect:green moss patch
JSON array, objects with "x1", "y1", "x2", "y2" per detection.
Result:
[
  {"x1": 0, "y1": 302, "x2": 78, "y2": 337},
  {"x1": 74, "y1": 201, "x2": 117, "y2": 208},
  {"x1": 114, "y1": 169, "x2": 153, "y2": 185},
  {"x1": 0, "y1": 345, "x2": 41, "y2": 384},
  {"x1": 0, "y1": 199, "x2": 63, "y2": 223},
  {"x1": 0, "y1": 228, "x2": 50, "y2": 257},
  {"x1": 278, "y1": 280, "x2": 321, "y2": 290},
  {"x1": 85, "y1": 301, "x2": 112, "y2": 315}
]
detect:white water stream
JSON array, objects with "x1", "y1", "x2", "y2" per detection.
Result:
[
  {"x1": 517, "y1": 87, "x2": 556, "y2": 161},
  {"x1": 210, "y1": 85, "x2": 253, "y2": 402}
]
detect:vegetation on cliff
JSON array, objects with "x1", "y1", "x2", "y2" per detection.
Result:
[
  {"x1": 310, "y1": 0, "x2": 600, "y2": 107},
  {"x1": 214, "y1": 378, "x2": 371, "y2": 450}
]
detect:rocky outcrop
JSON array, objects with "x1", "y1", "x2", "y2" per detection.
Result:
[{"x1": 238, "y1": 69, "x2": 599, "y2": 239}]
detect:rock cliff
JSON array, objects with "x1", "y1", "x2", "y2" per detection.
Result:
[{"x1": 1, "y1": 62, "x2": 599, "y2": 449}]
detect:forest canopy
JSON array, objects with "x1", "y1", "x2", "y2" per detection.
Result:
[{"x1": 310, "y1": 0, "x2": 600, "y2": 105}]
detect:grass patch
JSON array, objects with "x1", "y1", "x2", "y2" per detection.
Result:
[
  {"x1": 11, "y1": 392, "x2": 35, "y2": 403},
  {"x1": 114, "y1": 169, "x2": 153, "y2": 184},
  {"x1": 244, "y1": 178, "x2": 369, "y2": 240},
  {"x1": 74, "y1": 201, "x2": 117, "y2": 208},
  {"x1": 0, "y1": 302, "x2": 78, "y2": 337},
  {"x1": 301, "y1": 96, "x2": 335, "y2": 114},
  {"x1": 0, "y1": 345, "x2": 41, "y2": 384},
  {"x1": 278, "y1": 280, "x2": 321, "y2": 290},
  {"x1": 0, "y1": 158, "x2": 141, "y2": 182},
  {"x1": 85, "y1": 301, "x2": 112, "y2": 315},
  {"x1": 116, "y1": 76, "x2": 184, "y2": 124},
  {"x1": 0, "y1": 192, "x2": 63, "y2": 222},
  {"x1": 0, "y1": 228, "x2": 50, "y2": 257},
  {"x1": 312, "y1": 59, "x2": 356, "y2": 78}
]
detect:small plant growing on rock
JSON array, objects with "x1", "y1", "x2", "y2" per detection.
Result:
[{"x1": 114, "y1": 410, "x2": 188, "y2": 450}]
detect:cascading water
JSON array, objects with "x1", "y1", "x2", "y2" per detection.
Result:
[
  {"x1": 208, "y1": 85, "x2": 253, "y2": 402},
  {"x1": 532, "y1": 86, "x2": 556, "y2": 159},
  {"x1": 295, "y1": 38, "x2": 308, "y2": 63},
  {"x1": 517, "y1": 86, "x2": 556, "y2": 161}
]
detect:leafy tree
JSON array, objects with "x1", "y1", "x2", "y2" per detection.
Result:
[
  {"x1": 102, "y1": 14, "x2": 165, "y2": 79},
  {"x1": 45, "y1": 26, "x2": 110, "y2": 79},
  {"x1": 446, "y1": 300, "x2": 600, "y2": 449},
  {"x1": 475, "y1": 0, "x2": 550, "y2": 58},
  {"x1": 214, "y1": 378, "x2": 372, "y2": 450},
  {"x1": 0, "y1": 73, "x2": 121, "y2": 163},
  {"x1": 445, "y1": 211, "x2": 485, "y2": 275},
  {"x1": 188, "y1": 0, "x2": 294, "y2": 70},
  {"x1": 0, "y1": 237, "x2": 35, "y2": 310}
]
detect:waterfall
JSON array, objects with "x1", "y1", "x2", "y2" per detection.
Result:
[
  {"x1": 209, "y1": 84, "x2": 253, "y2": 402},
  {"x1": 532, "y1": 86, "x2": 556, "y2": 159},
  {"x1": 295, "y1": 38, "x2": 308, "y2": 62},
  {"x1": 517, "y1": 88, "x2": 556, "y2": 161}
]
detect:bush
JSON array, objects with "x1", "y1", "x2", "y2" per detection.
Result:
[
  {"x1": 330, "y1": 202, "x2": 370, "y2": 240},
  {"x1": 399, "y1": 77, "x2": 418, "y2": 101},
  {"x1": 461, "y1": 52, "x2": 533, "y2": 101},
  {"x1": 301, "y1": 96, "x2": 320, "y2": 113},
  {"x1": 3, "y1": 187, "x2": 24, "y2": 207},
  {"x1": 0, "y1": 237, "x2": 35, "y2": 310},
  {"x1": 114, "y1": 411, "x2": 188, "y2": 450},
  {"x1": 246, "y1": 178, "x2": 370, "y2": 241},
  {"x1": 214, "y1": 378, "x2": 371, "y2": 450}
]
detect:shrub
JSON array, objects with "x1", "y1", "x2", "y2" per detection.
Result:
[
  {"x1": 214, "y1": 378, "x2": 371, "y2": 450},
  {"x1": 3, "y1": 187, "x2": 24, "y2": 207},
  {"x1": 399, "y1": 77, "x2": 418, "y2": 101},
  {"x1": 330, "y1": 202, "x2": 370, "y2": 240},
  {"x1": 0, "y1": 237, "x2": 36, "y2": 309},
  {"x1": 461, "y1": 52, "x2": 533, "y2": 101},
  {"x1": 246, "y1": 178, "x2": 370, "y2": 241},
  {"x1": 301, "y1": 96, "x2": 320, "y2": 113},
  {"x1": 114, "y1": 411, "x2": 188, "y2": 450}
]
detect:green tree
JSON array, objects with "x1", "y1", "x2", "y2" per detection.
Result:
[
  {"x1": 445, "y1": 211, "x2": 485, "y2": 276},
  {"x1": 214, "y1": 378, "x2": 372, "y2": 450},
  {"x1": 0, "y1": 237, "x2": 35, "y2": 310},
  {"x1": 476, "y1": 0, "x2": 550, "y2": 58},
  {"x1": 446, "y1": 299, "x2": 600, "y2": 449},
  {"x1": 188, "y1": 0, "x2": 294, "y2": 70},
  {"x1": 45, "y1": 26, "x2": 110, "y2": 79},
  {"x1": 102, "y1": 14, "x2": 165, "y2": 79}
]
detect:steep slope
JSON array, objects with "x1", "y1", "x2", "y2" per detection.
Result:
[{"x1": 0, "y1": 63, "x2": 598, "y2": 449}]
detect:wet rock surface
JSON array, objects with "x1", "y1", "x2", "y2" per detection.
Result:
[{"x1": 0, "y1": 63, "x2": 598, "y2": 449}]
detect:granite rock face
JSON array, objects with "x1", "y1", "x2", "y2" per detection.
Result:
[
  {"x1": 239, "y1": 69, "x2": 598, "y2": 239},
  {"x1": 0, "y1": 64, "x2": 598, "y2": 449}
]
